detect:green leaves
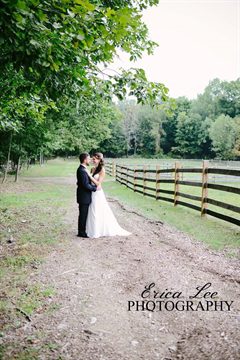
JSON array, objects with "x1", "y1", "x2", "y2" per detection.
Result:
[
  {"x1": 106, "y1": 8, "x2": 115, "y2": 18},
  {"x1": 74, "y1": 0, "x2": 96, "y2": 12},
  {"x1": 0, "y1": 0, "x2": 167, "y2": 107},
  {"x1": 111, "y1": 68, "x2": 168, "y2": 107},
  {"x1": 16, "y1": 0, "x2": 28, "y2": 11},
  {"x1": 0, "y1": 0, "x2": 169, "y2": 164},
  {"x1": 29, "y1": 39, "x2": 41, "y2": 47}
]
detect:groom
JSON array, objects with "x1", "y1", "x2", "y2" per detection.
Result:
[{"x1": 76, "y1": 153, "x2": 97, "y2": 238}]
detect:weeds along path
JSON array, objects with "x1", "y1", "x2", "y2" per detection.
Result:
[{"x1": 1, "y1": 176, "x2": 240, "y2": 360}]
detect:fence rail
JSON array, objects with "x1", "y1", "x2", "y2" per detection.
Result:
[{"x1": 105, "y1": 161, "x2": 240, "y2": 227}]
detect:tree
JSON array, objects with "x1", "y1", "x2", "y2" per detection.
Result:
[
  {"x1": 209, "y1": 115, "x2": 238, "y2": 159},
  {"x1": 0, "y1": 0, "x2": 170, "y2": 179},
  {"x1": 173, "y1": 112, "x2": 209, "y2": 158},
  {"x1": 99, "y1": 115, "x2": 126, "y2": 157},
  {"x1": 0, "y1": 64, "x2": 56, "y2": 181},
  {"x1": 0, "y1": 0, "x2": 168, "y2": 117},
  {"x1": 46, "y1": 96, "x2": 119, "y2": 156},
  {"x1": 232, "y1": 117, "x2": 240, "y2": 159},
  {"x1": 161, "y1": 97, "x2": 190, "y2": 154},
  {"x1": 215, "y1": 79, "x2": 240, "y2": 118},
  {"x1": 117, "y1": 100, "x2": 139, "y2": 156},
  {"x1": 136, "y1": 105, "x2": 166, "y2": 156},
  {"x1": 191, "y1": 78, "x2": 240, "y2": 120}
]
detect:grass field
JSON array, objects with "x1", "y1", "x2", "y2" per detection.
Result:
[
  {"x1": 106, "y1": 157, "x2": 240, "y2": 170},
  {"x1": 18, "y1": 157, "x2": 240, "y2": 252}
]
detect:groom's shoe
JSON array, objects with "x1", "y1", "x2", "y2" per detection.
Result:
[{"x1": 77, "y1": 232, "x2": 89, "y2": 238}]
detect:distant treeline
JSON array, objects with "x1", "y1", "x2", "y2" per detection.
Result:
[{"x1": 101, "y1": 78, "x2": 240, "y2": 160}]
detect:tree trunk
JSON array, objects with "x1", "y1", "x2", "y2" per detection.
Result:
[
  {"x1": 15, "y1": 156, "x2": 21, "y2": 182},
  {"x1": 40, "y1": 149, "x2": 44, "y2": 166},
  {"x1": 2, "y1": 132, "x2": 13, "y2": 183},
  {"x1": 155, "y1": 124, "x2": 161, "y2": 155},
  {"x1": 134, "y1": 135, "x2": 137, "y2": 156}
]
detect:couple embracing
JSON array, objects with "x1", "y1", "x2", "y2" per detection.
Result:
[{"x1": 76, "y1": 152, "x2": 131, "y2": 238}]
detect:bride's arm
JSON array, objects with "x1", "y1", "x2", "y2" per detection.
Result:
[{"x1": 86, "y1": 168, "x2": 105, "y2": 186}]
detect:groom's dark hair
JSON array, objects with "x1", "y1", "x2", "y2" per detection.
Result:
[{"x1": 79, "y1": 153, "x2": 89, "y2": 163}]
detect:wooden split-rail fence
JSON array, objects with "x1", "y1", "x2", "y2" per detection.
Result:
[{"x1": 105, "y1": 160, "x2": 240, "y2": 227}]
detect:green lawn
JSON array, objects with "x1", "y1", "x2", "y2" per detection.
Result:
[
  {"x1": 106, "y1": 156, "x2": 240, "y2": 170},
  {"x1": 21, "y1": 157, "x2": 78, "y2": 177}
]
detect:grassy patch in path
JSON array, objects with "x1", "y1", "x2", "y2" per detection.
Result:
[
  {"x1": 0, "y1": 180, "x2": 73, "y2": 358},
  {"x1": 103, "y1": 180, "x2": 240, "y2": 253}
]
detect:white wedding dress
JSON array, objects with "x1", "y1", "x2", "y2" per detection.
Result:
[{"x1": 86, "y1": 173, "x2": 131, "y2": 238}]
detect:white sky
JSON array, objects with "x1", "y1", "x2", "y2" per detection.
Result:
[{"x1": 109, "y1": 0, "x2": 240, "y2": 99}]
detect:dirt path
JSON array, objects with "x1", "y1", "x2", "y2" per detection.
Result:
[{"x1": 2, "y1": 178, "x2": 240, "y2": 359}]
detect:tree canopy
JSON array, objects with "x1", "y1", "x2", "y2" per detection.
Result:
[
  {"x1": 0, "y1": 0, "x2": 171, "y2": 179},
  {"x1": 0, "y1": 1, "x2": 239, "y2": 181}
]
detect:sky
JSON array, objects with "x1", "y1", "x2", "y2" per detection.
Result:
[{"x1": 109, "y1": 0, "x2": 240, "y2": 99}]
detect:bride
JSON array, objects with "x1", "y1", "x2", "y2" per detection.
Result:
[{"x1": 85, "y1": 152, "x2": 131, "y2": 238}]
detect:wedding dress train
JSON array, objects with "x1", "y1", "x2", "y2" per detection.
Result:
[{"x1": 86, "y1": 174, "x2": 131, "y2": 238}]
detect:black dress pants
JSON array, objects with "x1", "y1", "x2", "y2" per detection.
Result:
[{"x1": 78, "y1": 203, "x2": 89, "y2": 236}]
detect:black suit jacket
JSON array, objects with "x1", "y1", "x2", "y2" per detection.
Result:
[{"x1": 76, "y1": 165, "x2": 97, "y2": 204}]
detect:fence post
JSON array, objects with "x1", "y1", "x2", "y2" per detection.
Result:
[
  {"x1": 174, "y1": 161, "x2": 181, "y2": 206},
  {"x1": 201, "y1": 160, "x2": 209, "y2": 216},
  {"x1": 112, "y1": 160, "x2": 115, "y2": 178},
  {"x1": 134, "y1": 167, "x2": 136, "y2": 192},
  {"x1": 156, "y1": 165, "x2": 160, "y2": 200},
  {"x1": 117, "y1": 165, "x2": 122, "y2": 184},
  {"x1": 109, "y1": 161, "x2": 112, "y2": 176},
  {"x1": 109, "y1": 162, "x2": 111, "y2": 176},
  {"x1": 143, "y1": 165, "x2": 147, "y2": 196},
  {"x1": 119, "y1": 165, "x2": 122, "y2": 184},
  {"x1": 126, "y1": 166, "x2": 129, "y2": 188}
]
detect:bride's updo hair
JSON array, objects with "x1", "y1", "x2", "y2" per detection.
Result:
[{"x1": 92, "y1": 152, "x2": 104, "y2": 176}]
